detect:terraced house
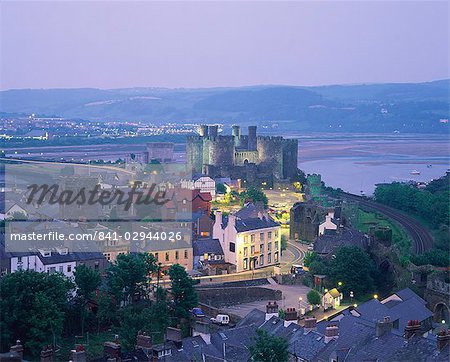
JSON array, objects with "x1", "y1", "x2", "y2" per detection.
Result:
[{"x1": 213, "y1": 203, "x2": 281, "y2": 272}]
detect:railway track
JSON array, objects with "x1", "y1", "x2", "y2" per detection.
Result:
[{"x1": 341, "y1": 192, "x2": 433, "y2": 255}]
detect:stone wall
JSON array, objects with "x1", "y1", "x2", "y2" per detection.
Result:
[{"x1": 197, "y1": 286, "x2": 282, "y2": 307}]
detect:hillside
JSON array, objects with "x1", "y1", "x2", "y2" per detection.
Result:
[{"x1": 0, "y1": 80, "x2": 448, "y2": 133}]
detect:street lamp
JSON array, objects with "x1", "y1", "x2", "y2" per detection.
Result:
[
  {"x1": 350, "y1": 291, "x2": 354, "y2": 304},
  {"x1": 374, "y1": 294, "x2": 378, "y2": 299},
  {"x1": 338, "y1": 281, "x2": 343, "y2": 287}
]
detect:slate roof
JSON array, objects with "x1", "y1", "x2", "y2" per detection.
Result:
[
  {"x1": 314, "y1": 227, "x2": 369, "y2": 255},
  {"x1": 193, "y1": 239, "x2": 223, "y2": 257},
  {"x1": 221, "y1": 203, "x2": 280, "y2": 233}
]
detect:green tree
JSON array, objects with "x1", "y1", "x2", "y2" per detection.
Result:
[
  {"x1": 216, "y1": 183, "x2": 227, "y2": 194},
  {"x1": 169, "y1": 264, "x2": 198, "y2": 320},
  {"x1": 0, "y1": 271, "x2": 73, "y2": 356},
  {"x1": 307, "y1": 290, "x2": 321, "y2": 305},
  {"x1": 240, "y1": 187, "x2": 268, "y2": 208},
  {"x1": 280, "y1": 235, "x2": 288, "y2": 252},
  {"x1": 107, "y1": 253, "x2": 157, "y2": 306},
  {"x1": 249, "y1": 329, "x2": 289, "y2": 362},
  {"x1": 74, "y1": 264, "x2": 102, "y2": 334},
  {"x1": 329, "y1": 246, "x2": 376, "y2": 296}
]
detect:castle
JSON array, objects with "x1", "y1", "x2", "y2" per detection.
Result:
[{"x1": 186, "y1": 125, "x2": 298, "y2": 184}]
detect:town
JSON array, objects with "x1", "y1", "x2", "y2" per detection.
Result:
[{"x1": 0, "y1": 123, "x2": 448, "y2": 361}]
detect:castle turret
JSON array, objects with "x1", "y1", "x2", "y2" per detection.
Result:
[
  {"x1": 208, "y1": 125, "x2": 218, "y2": 138},
  {"x1": 198, "y1": 125, "x2": 209, "y2": 137},
  {"x1": 232, "y1": 125, "x2": 242, "y2": 148},
  {"x1": 248, "y1": 126, "x2": 257, "y2": 151}
]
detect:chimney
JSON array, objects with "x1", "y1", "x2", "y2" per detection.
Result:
[
  {"x1": 193, "y1": 321, "x2": 212, "y2": 345},
  {"x1": 324, "y1": 324, "x2": 339, "y2": 343},
  {"x1": 376, "y1": 316, "x2": 393, "y2": 337},
  {"x1": 136, "y1": 331, "x2": 153, "y2": 356},
  {"x1": 9, "y1": 340, "x2": 23, "y2": 360},
  {"x1": 70, "y1": 344, "x2": 87, "y2": 362},
  {"x1": 103, "y1": 335, "x2": 121, "y2": 361},
  {"x1": 404, "y1": 320, "x2": 422, "y2": 339},
  {"x1": 437, "y1": 330, "x2": 450, "y2": 351},
  {"x1": 284, "y1": 308, "x2": 298, "y2": 327},
  {"x1": 304, "y1": 317, "x2": 317, "y2": 333},
  {"x1": 265, "y1": 301, "x2": 279, "y2": 320},
  {"x1": 40, "y1": 345, "x2": 54, "y2": 362},
  {"x1": 166, "y1": 327, "x2": 183, "y2": 350},
  {"x1": 215, "y1": 211, "x2": 222, "y2": 228}
]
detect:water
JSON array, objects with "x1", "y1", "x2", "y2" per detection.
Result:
[{"x1": 296, "y1": 134, "x2": 449, "y2": 195}]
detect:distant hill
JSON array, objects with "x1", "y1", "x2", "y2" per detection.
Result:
[{"x1": 1, "y1": 80, "x2": 448, "y2": 133}]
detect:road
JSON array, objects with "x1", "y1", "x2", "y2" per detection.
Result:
[{"x1": 341, "y1": 192, "x2": 434, "y2": 254}]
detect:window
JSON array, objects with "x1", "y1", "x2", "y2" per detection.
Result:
[
  {"x1": 49, "y1": 267, "x2": 56, "y2": 273},
  {"x1": 94, "y1": 262, "x2": 99, "y2": 270},
  {"x1": 268, "y1": 242, "x2": 272, "y2": 251},
  {"x1": 175, "y1": 251, "x2": 179, "y2": 260},
  {"x1": 244, "y1": 247, "x2": 248, "y2": 257},
  {"x1": 155, "y1": 252, "x2": 159, "y2": 261},
  {"x1": 184, "y1": 250, "x2": 188, "y2": 259},
  {"x1": 260, "y1": 233, "x2": 264, "y2": 241},
  {"x1": 244, "y1": 235, "x2": 248, "y2": 243},
  {"x1": 275, "y1": 230, "x2": 279, "y2": 238},
  {"x1": 251, "y1": 234, "x2": 255, "y2": 243},
  {"x1": 59, "y1": 266, "x2": 63, "y2": 273},
  {"x1": 243, "y1": 258, "x2": 248, "y2": 270},
  {"x1": 268, "y1": 253, "x2": 272, "y2": 264},
  {"x1": 260, "y1": 244, "x2": 264, "y2": 252},
  {"x1": 274, "y1": 252, "x2": 279, "y2": 263},
  {"x1": 17, "y1": 256, "x2": 23, "y2": 263},
  {"x1": 165, "y1": 252, "x2": 169, "y2": 261},
  {"x1": 268, "y1": 232, "x2": 272, "y2": 240},
  {"x1": 250, "y1": 245, "x2": 255, "y2": 255},
  {"x1": 67, "y1": 265, "x2": 72, "y2": 273},
  {"x1": 229, "y1": 243, "x2": 236, "y2": 252},
  {"x1": 259, "y1": 254, "x2": 264, "y2": 266},
  {"x1": 275, "y1": 241, "x2": 279, "y2": 251}
]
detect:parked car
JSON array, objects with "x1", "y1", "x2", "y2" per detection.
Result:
[
  {"x1": 211, "y1": 314, "x2": 230, "y2": 325},
  {"x1": 192, "y1": 307, "x2": 205, "y2": 318},
  {"x1": 291, "y1": 264, "x2": 305, "y2": 274}
]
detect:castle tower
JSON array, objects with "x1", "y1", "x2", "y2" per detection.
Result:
[
  {"x1": 208, "y1": 125, "x2": 218, "y2": 138},
  {"x1": 232, "y1": 125, "x2": 242, "y2": 148},
  {"x1": 248, "y1": 126, "x2": 257, "y2": 151},
  {"x1": 198, "y1": 125, "x2": 209, "y2": 137}
]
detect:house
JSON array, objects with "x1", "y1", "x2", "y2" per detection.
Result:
[
  {"x1": 322, "y1": 288, "x2": 342, "y2": 310},
  {"x1": 192, "y1": 238, "x2": 225, "y2": 270},
  {"x1": 181, "y1": 175, "x2": 216, "y2": 198},
  {"x1": 314, "y1": 227, "x2": 369, "y2": 256},
  {"x1": 213, "y1": 203, "x2": 281, "y2": 272},
  {"x1": 111, "y1": 288, "x2": 449, "y2": 362},
  {"x1": 318, "y1": 211, "x2": 338, "y2": 236}
]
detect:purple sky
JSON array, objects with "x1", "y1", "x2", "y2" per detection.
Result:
[{"x1": 0, "y1": 1, "x2": 448, "y2": 90}]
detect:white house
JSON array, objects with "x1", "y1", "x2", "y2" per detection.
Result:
[
  {"x1": 318, "y1": 211, "x2": 338, "y2": 236},
  {"x1": 181, "y1": 176, "x2": 216, "y2": 198},
  {"x1": 213, "y1": 203, "x2": 281, "y2": 272}
]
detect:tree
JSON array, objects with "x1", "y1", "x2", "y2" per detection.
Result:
[
  {"x1": 74, "y1": 264, "x2": 102, "y2": 334},
  {"x1": 280, "y1": 235, "x2": 288, "y2": 252},
  {"x1": 329, "y1": 246, "x2": 376, "y2": 296},
  {"x1": 107, "y1": 253, "x2": 157, "y2": 306},
  {"x1": 249, "y1": 329, "x2": 289, "y2": 362},
  {"x1": 216, "y1": 183, "x2": 227, "y2": 194},
  {"x1": 169, "y1": 264, "x2": 198, "y2": 320},
  {"x1": 307, "y1": 290, "x2": 321, "y2": 306},
  {"x1": 240, "y1": 186, "x2": 268, "y2": 208},
  {"x1": 0, "y1": 271, "x2": 73, "y2": 356}
]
